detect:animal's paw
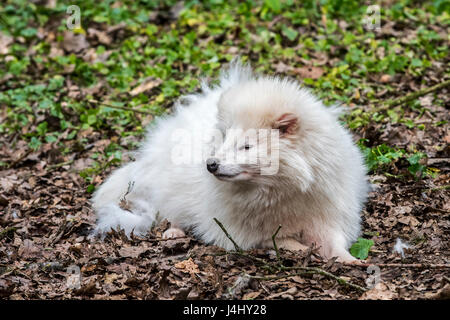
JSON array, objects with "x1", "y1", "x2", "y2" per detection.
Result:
[
  {"x1": 162, "y1": 227, "x2": 186, "y2": 239},
  {"x1": 327, "y1": 247, "x2": 359, "y2": 264},
  {"x1": 336, "y1": 253, "x2": 367, "y2": 265},
  {"x1": 343, "y1": 259, "x2": 365, "y2": 266}
]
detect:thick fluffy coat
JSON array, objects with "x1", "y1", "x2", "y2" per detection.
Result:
[{"x1": 92, "y1": 62, "x2": 368, "y2": 261}]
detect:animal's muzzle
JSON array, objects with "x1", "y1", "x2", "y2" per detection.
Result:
[{"x1": 206, "y1": 158, "x2": 220, "y2": 173}]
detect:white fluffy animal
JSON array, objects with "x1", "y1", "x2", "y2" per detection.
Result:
[{"x1": 92, "y1": 61, "x2": 369, "y2": 262}]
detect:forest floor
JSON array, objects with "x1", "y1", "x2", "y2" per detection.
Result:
[{"x1": 0, "y1": 1, "x2": 449, "y2": 299}]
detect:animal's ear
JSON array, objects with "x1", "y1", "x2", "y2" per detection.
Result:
[{"x1": 273, "y1": 113, "x2": 298, "y2": 136}]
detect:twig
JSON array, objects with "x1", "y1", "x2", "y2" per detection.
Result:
[
  {"x1": 88, "y1": 99, "x2": 154, "y2": 115},
  {"x1": 8, "y1": 149, "x2": 33, "y2": 168},
  {"x1": 272, "y1": 225, "x2": 282, "y2": 264},
  {"x1": 284, "y1": 266, "x2": 367, "y2": 292},
  {"x1": 347, "y1": 262, "x2": 450, "y2": 269},
  {"x1": 249, "y1": 271, "x2": 316, "y2": 281},
  {"x1": 374, "y1": 79, "x2": 450, "y2": 112},
  {"x1": 46, "y1": 160, "x2": 74, "y2": 171},
  {"x1": 426, "y1": 185, "x2": 450, "y2": 192},
  {"x1": 147, "y1": 236, "x2": 189, "y2": 243},
  {"x1": 213, "y1": 218, "x2": 243, "y2": 253}
]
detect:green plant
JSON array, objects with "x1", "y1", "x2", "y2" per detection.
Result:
[{"x1": 350, "y1": 238, "x2": 374, "y2": 260}]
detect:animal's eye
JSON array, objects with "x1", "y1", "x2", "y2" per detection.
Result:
[{"x1": 244, "y1": 144, "x2": 252, "y2": 150}]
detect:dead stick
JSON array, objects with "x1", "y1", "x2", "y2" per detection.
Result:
[
  {"x1": 281, "y1": 265, "x2": 367, "y2": 292},
  {"x1": 374, "y1": 79, "x2": 450, "y2": 112},
  {"x1": 46, "y1": 160, "x2": 74, "y2": 171},
  {"x1": 8, "y1": 149, "x2": 33, "y2": 168},
  {"x1": 147, "y1": 236, "x2": 189, "y2": 243},
  {"x1": 249, "y1": 271, "x2": 317, "y2": 281},
  {"x1": 346, "y1": 262, "x2": 450, "y2": 269}
]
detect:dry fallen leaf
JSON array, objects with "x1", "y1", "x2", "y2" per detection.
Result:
[
  {"x1": 118, "y1": 246, "x2": 146, "y2": 258},
  {"x1": 62, "y1": 31, "x2": 89, "y2": 53},
  {"x1": 130, "y1": 78, "x2": 162, "y2": 96},
  {"x1": 0, "y1": 177, "x2": 15, "y2": 193},
  {"x1": 274, "y1": 61, "x2": 292, "y2": 73},
  {"x1": 293, "y1": 66, "x2": 324, "y2": 79},
  {"x1": 359, "y1": 282, "x2": 397, "y2": 300},
  {"x1": 104, "y1": 273, "x2": 120, "y2": 284},
  {"x1": 425, "y1": 284, "x2": 450, "y2": 300},
  {"x1": 0, "y1": 32, "x2": 13, "y2": 55},
  {"x1": 175, "y1": 258, "x2": 200, "y2": 275},
  {"x1": 398, "y1": 215, "x2": 420, "y2": 227},
  {"x1": 88, "y1": 28, "x2": 112, "y2": 45},
  {"x1": 243, "y1": 291, "x2": 261, "y2": 300}
]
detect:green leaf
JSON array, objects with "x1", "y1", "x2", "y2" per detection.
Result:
[
  {"x1": 411, "y1": 58, "x2": 423, "y2": 68},
  {"x1": 48, "y1": 76, "x2": 65, "y2": 90},
  {"x1": 350, "y1": 238, "x2": 374, "y2": 260},
  {"x1": 265, "y1": 0, "x2": 281, "y2": 13},
  {"x1": 86, "y1": 184, "x2": 96, "y2": 193},
  {"x1": 282, "y1": 27, "x2": 298, "y2": 41},
  {"x1": 38, "y1": 99, "x2": 53, "y2": 109},
  {"x1": 407, "y1": 152, "x2": 425, "y2": 165},
  {"x1": 87, "y1": 114, "x2": 97, "y2": 125},
  {"x1": 387, "y1": 109, "x2": 399, "y2": 123},
  {"x1": 29, "y1": 136, "x2": 42, "y2": 150},
  {"x1": 20, "y1": 27, "x2": 37, "y2": 38},
  {"x1": 36, "y1": 121, "x2": 48, "y2": 136}
]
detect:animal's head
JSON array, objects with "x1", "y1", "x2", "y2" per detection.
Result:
[{"x1": 206, "y1": 77, "x2": 321, "y2": 191}]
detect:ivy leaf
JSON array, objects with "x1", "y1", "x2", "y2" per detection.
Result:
[
  {"x1": 282, "y1": 27, "x2": 298, "y2": 41},
  {"x1": 86, "y1": 184, "x2": 96, "y2": 193},
  {"x1": 350, "y1": 238, "x2": 374, "y2": 260},
  {"x1": 29, "y1": 136, "x2": 42, "y2": 150},
  {"x1": 265, "y1": 0, "x2": 282, "y2": 13}
]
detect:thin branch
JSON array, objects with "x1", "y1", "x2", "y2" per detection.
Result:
[
  {"x1": 8, "y1": 149, "x2": 33, "y2": 168},
  {"x1": 147, "y1": 236, "x2": 189, "y2": 243},
  {"x1": 374, "y1": 79, "x2": 450, "y2": 112},
  {"x1": 272, "y1": 224, "x2": 282, "y2": 264},
  {"x1": 213, "y1": 218, "x2": 243, "y2": 253},
  {"x1": 346, "y1": 262, "x2": 450, "y2": 269},
  {"x1": 88, "y1": 99, "x2": 155, "y2": 115},
  {"x1": 46, "y1": 160, "x2": 74, "y2": 171},
  {"x1": 281, "y1": 266, "x2": 367, "y2": 292},
  {"x1": 426, "y1": 185, "x2": 450, "y2": 192},
  {"x1": 248, "y1": 271, "x2": 316, "y2": 281}
]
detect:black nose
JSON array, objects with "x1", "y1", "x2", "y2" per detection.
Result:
[{"x1": 206, "y1": 158, "x2": 219, "y2": 173}]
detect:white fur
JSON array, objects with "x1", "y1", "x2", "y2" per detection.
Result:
[
  {"x1": 92, "y1": 61, "x2": 369, "y2": 261},
  {"x1": 393, "y1": 238, "x2": 411, "y2": 258}
]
